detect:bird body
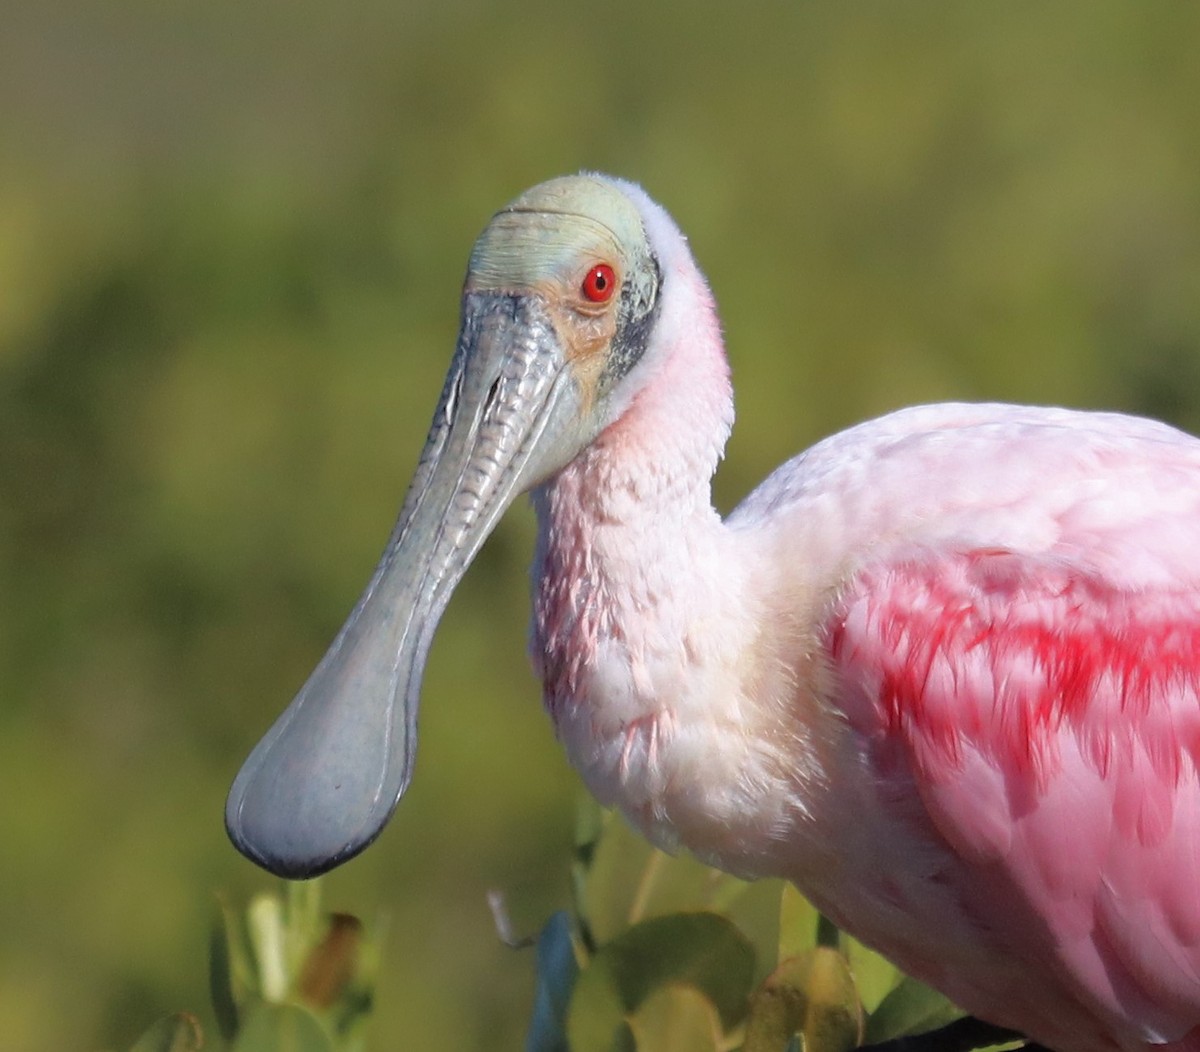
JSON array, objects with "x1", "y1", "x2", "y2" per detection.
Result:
[
  {"x1": 543, "y1": 387, "x2": 1200, "y2": 1052},
  {"x1": 228, "y1": 175, "x2": 1200, "y2": 1051}
]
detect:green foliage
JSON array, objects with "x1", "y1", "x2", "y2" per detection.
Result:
[
  {"x1": 118, "y1": 848, "x2": 1026, "y2": 1052},
  {"x1": 531, "y1": 802, "x2": 1027, "y2": 1052},
  {"x1": 567, "y1": 912, "x2": 755, "y2": 1051},
  {"x1": 229, "y1": 1006, "x2": 333, "y2": 1052},
  {"x1": 861, "y1": 980, "x2": 964, "y2": 1048},
  {"x1": 129, "y1": 1014, "x2": 204, "y2": 1052},
  {"x1": 127, "y1": 880, "x2": 380, "y2": 1052},
  {"x1": 742, "y1": 948, "x2": 860, "y2": 1052}
]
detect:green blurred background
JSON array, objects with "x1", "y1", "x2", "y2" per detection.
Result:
[{"x1": 3, "y1": 2, "x2": 1200, "y2": 1048}]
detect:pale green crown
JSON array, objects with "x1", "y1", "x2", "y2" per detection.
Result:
[{"x1": 467, "y1": 175, "x2": 657, "y2": 308}]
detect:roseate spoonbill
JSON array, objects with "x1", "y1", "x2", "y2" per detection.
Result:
[{"x1": 227, "y1": 174, "x2": 1200, "y2": 1052}]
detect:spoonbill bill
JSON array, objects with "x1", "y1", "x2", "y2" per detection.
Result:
[{"x1": 227, "y1": 174, "x2": 1200, "y2": 1052}]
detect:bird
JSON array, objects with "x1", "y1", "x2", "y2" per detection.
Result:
[{"x1": 226, "y1": 173, "x2": 1200, "y2": 1052}]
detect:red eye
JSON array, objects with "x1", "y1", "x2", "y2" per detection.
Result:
[{"x1": 582, "y1": 263, "x2": 617, "y2": 303}]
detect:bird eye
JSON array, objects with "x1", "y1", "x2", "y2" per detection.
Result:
[{"x1": 582, "y1": 263, "x2": 617, "y2": 303}]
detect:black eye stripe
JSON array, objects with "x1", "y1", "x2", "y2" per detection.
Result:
[{"x1": 605, "y1": 248, "x2": 662, "y2": 386}]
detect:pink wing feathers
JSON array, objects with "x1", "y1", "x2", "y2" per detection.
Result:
[{"x1": 829, "y1": 546, "x2": 1200, "y2": 1049}]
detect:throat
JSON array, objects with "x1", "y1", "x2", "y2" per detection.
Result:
[
  {"x1": 530, "y1": 450, "x2": 746, "y2": 855},
  {"x1": 530, "y1": 445, "x2": 726, "y2": 722},
  {"x1": 526, "y1": 340, "x2": 799, "y2": 871},
  {"x1": 530, "y1": 301, "x2": 736, "y2": 719},
  {"x1": 530, "y1": 314, "x2": 734, "y2": 726}
]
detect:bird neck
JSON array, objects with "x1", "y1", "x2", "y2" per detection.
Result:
[
  {"x1": 530, "y1": 258, "x2": 736, "y2": 670},
  {"x1": 530, "y1": 261, "x2": 736, "y2": 701},
  {"x1": 528, "y1": 266, "x2": 746, "y2": 816},
  {"x1": 528, "y1": 274, "x2": 819, "y2": 877}
]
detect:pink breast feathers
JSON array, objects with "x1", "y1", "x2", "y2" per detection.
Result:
[{"x1": 826, "y1": 547, "x2": 1200, "y2": 1048}]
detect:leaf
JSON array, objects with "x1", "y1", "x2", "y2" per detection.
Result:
[
  {"x1": 578, "y1": 813, "x2": 657, "y2": 945},
  {"x1": 581, "y1": 814, "x2": 719, "y2": 945},
  {"x1": 638, "y1": 853, "x2": 729, "y2": 926},
  {"x1": 778, "y1": 884, "x2": 820, "y2": 960},
  {"x1": 567, "y1": 912, "x2": 756, "y2": 1052},
  {"x1": 802, "y1": 947, "x2": 862, "y2": 1052},
  {"x1": 742, "y1": 956, "x2": 811, "y2": 1052},
  {"x1": 704, "y1": 872, "x2": 758, "y2": 914},
  {"x1": 628, "y1": 984, "x2": 723, "y2": 1052},
  {"x1": 230, "y1": 1003, "x2": 334, "y2": 1052},
  {"x1": 575, "y1": 795, "x2": 607, "y2": 866},
  {"x1": 296, "y1": 914, "x2": 363, "y2": 1011},
  {"x1": 742, "y1": 949, "x2": 861, "y2": 1052},
  {"x1": 211, "y1": 897, "x2": 257, "y2": 1040},
  {"x1": 608, "y1": 1023, "x2": 639, "y2": 1052},
  {"x1": 247, "y1": 894, "x2": 289, "y2": 1002},
  {"x1": 862, "y1": 976, "x2": 963, "y2": 1044},
  {"x1": 573, "y1": 798, "x2": 607, "y2": 941},
  {"x1": 527, "y1": 912, "x2": 581, "y2": 1052},
  {"x1": 719, "y1": 878, "x2": 785, "y2": 982},
  {"x1": 838, "y1": 934, "x2": 902, "y2": 1014},
  {"x1": 129, "y1": 1013, "x2": 204, "y2": 1052},
  {"x1": 284, "y1": 879, "x2": 325, "y2": 979}
]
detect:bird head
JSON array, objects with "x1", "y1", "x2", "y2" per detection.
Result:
[{"x1": 225, "y1": 175, "x2": 671, "y2": 877}]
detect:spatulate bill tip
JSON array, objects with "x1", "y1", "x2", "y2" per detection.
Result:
[
  {"x1": 224, "y1": 790, "x2": 390, "y2": 879},
  {"x1": 225, "y1": 822, "x2": 376, "y2": 880}
]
